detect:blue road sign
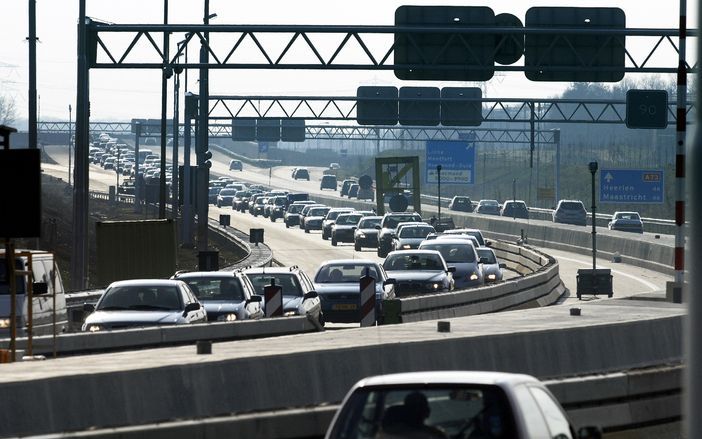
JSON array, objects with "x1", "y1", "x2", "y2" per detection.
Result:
[
  {"x1": 600, "y1": 169, "x2": 664, "y2": 204},
  {"x1": 426, "y1": 140, "x2": 475, "y2": 184}
]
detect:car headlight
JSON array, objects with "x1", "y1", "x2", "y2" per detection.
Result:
[
  {"x1": 469, "y1": 273, "x2": 479, "y2": 281},
  {"x1": 217, "y1": 313, "x2": 238, "y2": 322},
  {"x1": 429, "y1": 283, "x2": 441, "y2": 290},
  {"x1": 402, "y1": 244, "x2": 411, "y2": 249},
  {"x1": 283, "y1": 311, "x2": 297, "y2": 317},
  {"x1": 358, "y1": 233, "x2": 366, "y2": 238},
  {"x1": 0, "y1": 318, "x2": 10, "y2": 329},
  {"x1": 487, "y1": 274, "x2": 497, "y2": 280},
  {"x1": 87, "y1": 324, "x2": 104, "y2": 332}
]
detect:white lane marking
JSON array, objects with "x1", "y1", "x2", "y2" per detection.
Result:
[{"x1": 554, "y1": 254, "x2": 661, "y2": 291}]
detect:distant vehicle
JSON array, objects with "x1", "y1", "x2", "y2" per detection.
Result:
[
  {"x1": 382, "y1": 250, "x2": 455, "y2": 296},
  {"x1": 347, "y1": 183, "x2": 360, "y2": 198},
  {"x1": 357, "y1": 187, "x2": 375, "y2": 201},
  {"x1": 608, "y1": 211, "x2": 644, "y2": 233},
  {"x1": 137, "y1": 149, "x2": 154, "y2": 163},
  {"x1": 229, "y1": 160, "x2": 243, "y2": 171},
  {"x1": 448, "y1": 195, "x2": 474, "y2": 212},
  {"x1": 477, "y1": 247, "x2": 506, "y2": 283},
  {"x1": 320, "y1": 174, "x2": 338, "y2": 191},
  {"x1": 501, "y1": 200, "x2": 530, "y2": 219},
  {"x1": 208, "y1": 186, "x2": 222, "y2": 204},
  {"x1": 303, "y1": 206, "x2": 332, "y2": 233},
  {"x1": 243, "y1": 266, "x2": 323, "y2": 326},
  {"x1": 391, "y1": 224, "x2": 436, "y2": 251},
  {"x1": 82, "y1": 279, "x2": 207, "y2": 331},
  {"x1": 553, "y1": 199, "x2": 587, "y2": 226},
  {"x1": 419, "y1": 238, "x2": 483, "y2": 289},
  {"x1": 251, "y1": 196, "x2": 269, "y2": 217},
  {"x1": 0, "y1": 250, "x2": 68, "y2": 337},
  {"x1": 441, "y1": 228, "x2": 490, "y2": 247},
  {"x1": 329, "y1": 162, "x2": 340, "y2": 170},
  {"x1": 354, "y1": 216, "x2": 382, "y2": 251},
  {"x1": 293, "y1": 168, "x2": 310, "y2": 180},
  {"x1": 476, "y1": 199, "x2": 501, "y2": 215},
  {"x1": 232, "y1": 190, "x2": 252, "y2": 212},
  {"x1": 340, "y1": 179, "x2": 358, "y2": 197},
  {"x1": 322, "y1": 208, "x2": 356, "y2": 240},
  {"x1": 285, "y1": 192, "x2": 310, "y2": 209},
  {"x1": 171, "y1": 271, "x2": 263, "y2": 322},
  {"x1": 299, "y1": 203, "x2": 326, "y2": 229},
  {"x1": 377, "y1": 212, "x2": 424, "y2": 258},
  {"x1": 325, "y1": 371, "x2": 602, "y2": 439},
  {"x1": 216, "y1": 188, "x2": 238, "y2": 208},
  {"x1": 313, "y1": 260, "x2": 396, "y2": 324},
  {"x1": 330, "y1": 213, "x2": 364, "y2": 246},
  {"x1": 266, "y1": 196, "x2": 288, "y2": 221},
  {"x1": 284, "y1": 201, "x2": 317, "y2": 228}
]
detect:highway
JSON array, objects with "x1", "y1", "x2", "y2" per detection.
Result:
[{"x1": 42, "y1": 144, "x2": 671, "y2": 302}]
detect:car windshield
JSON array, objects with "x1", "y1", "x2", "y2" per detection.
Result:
[
  {"x1": 477, "y1": 249, "x2": 497, "y2": 264},
  {"x1": 180, "y1": 278, "x2": 245, "y2": 301},
  {"x1": 420, "y1": 243, "x2": 476, "y2": 263},
  {"x1": 246, "y1": 273, "x2": 303, "y2": 297},
  {"x1": 309, "y1": 207, "x2": 331, "y2": 217},
  {"x1": 359, "y1": 218, "x2": 382, "y2": 228},
  {"x1": 97, "y1": 285, "x2": 183, "y2": 311},
  {"x1": 384, "y1": 215, "x2": 421, "y2": 228},
  {"x1": 399, "y1": 226, "x2": 434, "y2": 239},
  {"x1": 617, "y1": 213, "x2": 640, "y2": 220},
  {"x1": 336, "y1": 214, "x2": 363, "y2": 225},
  {"x1": 235, "y1": 191, "x2": 250, "y2": 198},
  {"x1": 327, "y1": 210, "x2": 349, "y2": 220},
  {"x1": 327, "y1": 385, "x2": 516, "y2": 439},
  {"x1": 315, "y1": 264, "x2": 380, "y2": 283},
  {"x1": 383, "y1": 253, "x2": 444, "y2": 271},
  {"x1": 220, "y1": 189, "x2": 236, "y2": 196},
  {"x1": 289, "y1": 204, "x2": 306, "y2": 214}
]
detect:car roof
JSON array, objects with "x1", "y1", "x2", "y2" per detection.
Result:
[
  {"x1": 244, "y1": 267, "x2": 303, "y2": 275},
  {"x1": 173, "y1": 271, "x2": 239, "y2": 279},
  {"x1": 422, "y1": 238, "x2": 476, "y2": 247},
  {"x1": 319, "y1": 259, "x2": 378, "y2": 266},
  {"x1": 108, "y1": 279, "x2": 184, "y2": 287},
  {"x1": 386, "y1": 249, "x2": 443, "y2": 256},
  {"x1": 355, "y1": 371, "x2": 539, "y2": 388}
]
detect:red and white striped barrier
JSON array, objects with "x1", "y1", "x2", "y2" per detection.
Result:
[
  {"x1": 264, "y1": 281, "x2": 283, "y2": 318},
  {"x1": 359, "y1": 273, "x2": 376, "y2": 327}
]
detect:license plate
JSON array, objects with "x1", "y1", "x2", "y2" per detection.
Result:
[{"x1": 332, "y1": 304, "x2": 357, "y2": 311}]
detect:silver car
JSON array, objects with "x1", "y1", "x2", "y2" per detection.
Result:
[
  {"x1": 608, "y1": 211, "x2": 644, "y2": 233},
  {"x1": 82, "y1": 279, "x2": 207, "y2": 332},
  {"x1": 477, "y1": 247, "x2": 506, "y2": 283},
  {"x1": 382, "y1": 250, "x2": 455, "y2": 296}
]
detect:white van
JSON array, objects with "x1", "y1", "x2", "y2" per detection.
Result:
[{"x1": 0, "y1": 250, "x2": 68, "y2": 337}]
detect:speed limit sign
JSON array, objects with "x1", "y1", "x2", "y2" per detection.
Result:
[{"x1": 626, "y1": 89, "x2": 668, "y2": 129}]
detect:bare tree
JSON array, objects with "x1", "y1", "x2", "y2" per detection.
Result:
[{"x1": 0, "y1": 94, "x2": 17, "y2": 125}]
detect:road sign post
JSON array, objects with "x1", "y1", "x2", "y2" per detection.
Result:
[{"x1": 359, "y1": 270, "x2": 376, "y2": 327}]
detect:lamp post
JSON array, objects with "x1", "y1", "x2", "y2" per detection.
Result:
[
  {"x1": 68, "y1": 104, "x2": 72, "y2": 185},
  {"x1": 588, "y1": 161, "x2": 598, "y2": 271},
  {"x1": 437, "y1": 165, "x2": 442, "y2": 225}
]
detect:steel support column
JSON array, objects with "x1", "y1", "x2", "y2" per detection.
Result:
[
  {"x1": 196, "y1": 1, "x2": 210, "y2": 251},
  {"x1": 28, "y1": 0, "x2": 37, "y2": 150}
]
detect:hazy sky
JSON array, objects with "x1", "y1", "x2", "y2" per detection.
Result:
[{"x1": 0, "y1": 1, "x2": 697, "y2": 123}]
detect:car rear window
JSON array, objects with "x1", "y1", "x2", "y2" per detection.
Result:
[
  {"x1": 560, "y1": 202, "x2": 584, "y2": 210},
  {"x1": 246, "y1": 273, "x2": 303, "y2": 297},
  {"x1": 309, "y1": 207, "x2": 331, "y2": 216}
]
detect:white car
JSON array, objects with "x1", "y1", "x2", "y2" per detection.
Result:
[{"x1": 325, "y1": 371, "x2": 602, "y2": 439}]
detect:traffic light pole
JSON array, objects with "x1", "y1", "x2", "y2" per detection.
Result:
[{"x1": 196, "y1": 1, "x2": 210, "y2": 252}]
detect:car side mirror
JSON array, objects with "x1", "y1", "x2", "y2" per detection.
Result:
[
  {"x1": 32, "y1": 281, "x2": 49, "y2": 295},
  {"x1": 183, "y1": 302, "x2": 201, "y2": 316},
  {"x1": 485, "y1": 240, "x2": 492, "y2": 247},
  {"x1": 247, "y1": 295, "x2": 263, "y2": 303},
  {"x1": 375, "y1": 225, "x2": 381, "y2": 230},
  {"x1": 479, "y1": 257, "x2": 490, "y2": 264},
  {"x1": 303, "y1": 291, "x2": 318, "y2": 300},
  {"x1": 383, "y1": 278, "x2": 396, "y2": 286},
  {"x1": 577, "y1": 426, "x2": 602, "y2": 439},
  {"x1": 447, "y1": 266, "x2": 457, "y2": 273},
  {"x1": 499, "y1": 263, "x2": 507, "y2": 269},
  {"x1": 83, "y1": 303, "x2": 95, "y2": 313}
]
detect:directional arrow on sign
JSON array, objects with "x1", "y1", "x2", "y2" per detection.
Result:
[{"x1": 604, "y1": 172, "x2": 614, "y2": 183}]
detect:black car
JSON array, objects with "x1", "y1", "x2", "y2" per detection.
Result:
[
  {"x1": 354, "y1": 216, "x2": 382, "y2": 251},
  {"x1": 501, "y1": 200, "x2": 529, "y2": 219},
  {"x1": 340, "y1": 179, "x2": 358, "y2": 197},
  {"x1": 322, "y1": 208, "x2": 356, "y2": 240},
  {"x1": 449, "y1": 196, "x2": 473, "y2": 212},
  {"x1": 229, "y1": 160, "x2": 243, "y2": 171},
  {"x1": 377, "y1": 212, "x2": 424, "y2": 258},
  {"x1": 232, "y1": 190, "x2": 252, "y2": 212},
  {"x1": 293, "y1": 168, "x2": 310, "y2": 180},
  {"x1": 320, "y1": 175, "x2": 337, "y2": 191},
  {"x1": 476, "y1": 199, "x2": 501, "y2": 215},
  {"x1": 331, "y1": 213, "x2": 364, "y2": 246}
]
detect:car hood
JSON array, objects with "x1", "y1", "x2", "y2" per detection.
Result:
[
  {"x1": 356, "y1": 228, "x2": 378, "y2": 234},
  {"x1": 396, "y1": 237, "x2": 425, "y2": 246},
  {"x1": 84, "y1": 310, "x2": 183, "y2": 326},
  {"x1": 202, "y1": 301, "x2": 244, "y2": 314},
  {"x1": 385, "y1": 271, "x2": 446, "y2": 282},
  {"x1": 314, "y1": 283, "x2": 385, "y2": 296}
]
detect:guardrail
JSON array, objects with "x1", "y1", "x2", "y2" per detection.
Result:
[
  {"x1": 384, "y1": 241, "x2": 565, "y2": 323},
  {"x1": 10, "y1": 315, "x2": 320, "y2": 357}
]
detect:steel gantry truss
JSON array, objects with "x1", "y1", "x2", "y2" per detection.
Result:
[
  {"x1": 88, "y1": 23, "x2": 697, "y2": 74},
  {"x1": 206, "y1": 95, "x2": 696, "y2": 125}
]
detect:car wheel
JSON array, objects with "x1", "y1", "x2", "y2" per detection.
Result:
[
  {"x1": 305, "y1": 227, "x2": 309, "y2": 233},
  {"x1": 217, "y1": 202, "x2": 221, "y2": 208},
  {"x1": 354, "y1": 242, "x2": 361, "y2": 251},
  {"x1": 285, "y1": 222, "x2": 290, "y2": 228},
  {"x1": 322, "y1": 231, "x2": 328, "y2": 240},
  {"x1": 377, "y1": 248, "x2": 386, "y2": 258},
  {"x1": 331, "y1": 236, "x2": 337, "y2": 246},
  {"x1": 270, "y1": 216, "x2": 276, "y2": 222},
  {"x1": 318, "y1": 312, "x2": 325, "y2": 327},
  {"x1": 253, "y1": 212, "x2": 258, "y2": 217}
]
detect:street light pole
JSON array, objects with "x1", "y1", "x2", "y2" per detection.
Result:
[
  {"x1": 588, "y1": 161, "x2": 598, "y2": 271},
  {"x1": 68, "y1": 104, "x2": 72, "y2": 185},
  {"x1": 437, "y1": 165, "x2": 442, "y2": 225}
]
